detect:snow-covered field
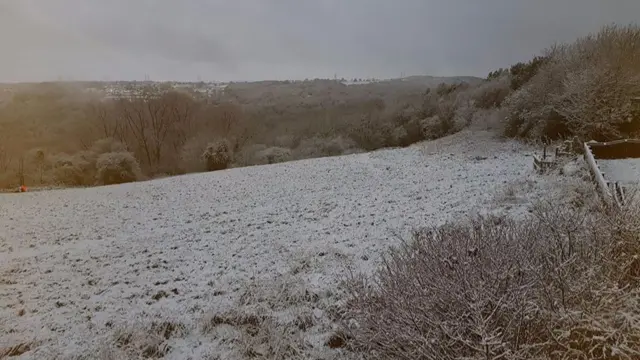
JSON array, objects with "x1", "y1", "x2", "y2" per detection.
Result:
[
  {"x1": 598, "y1": 158, "x2": 640, "y2": 185},
  {"x1": 1, "y1": 131, "x2": 572, "y2": 359}
]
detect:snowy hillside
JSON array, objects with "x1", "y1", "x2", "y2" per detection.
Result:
[{"x1": 1, "y1": 131, "x2": 559, "y2": 359}]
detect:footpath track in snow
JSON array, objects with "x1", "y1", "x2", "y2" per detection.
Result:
[{"x1": 0, "y1": 131, "x2": 537, "y2": 358}]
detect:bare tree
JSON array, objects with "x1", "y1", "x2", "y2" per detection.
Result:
[
  {"x1": 18, "y1": 156, "x2": 24, "y2": 186},
  {"x1": 165, "y1": 92, "x2": 197, "y2": 154},
  {"x1": 146, "y1": 97, "x2": 170, "y2": 168},
  {"x1": 82, "y1": 101, "x2": 125, "y2": 150},
  {"x1": 119, "y1": 98, "x2": 153, "y2": 169},
  {"x1": 35, "y1": 149, "x2": 45, "y2": 184},
  {"x1": 215, "y1": 103, "x2": 252, "y2": 151},
  {"x1": 116, "y1": 91, "x2": 198, "y2": 173},
  {"x1": 552, "y1": 65, "x2": 640, "y2": 140}
]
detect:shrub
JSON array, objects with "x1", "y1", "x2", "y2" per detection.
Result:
[
  {"x1": 380, "y1": 109, "x2": 425, "y2": 147},
  {"x1": 472, "y1": 76, "x2": 512, "y2": 109},
  {"x1": 420, "y1": 114, "x2": 456, "y2": 140},
  {"x1": 202, "y1": 139, "x2": 232, "y2": 171},
  {"x1": 552, "y1": 62, "x2": 640, "y2": 140},
  {"x1": 453, "y1": 97, "x2": 476, "y2": 126},
  {"x1": 418, "y1": 88, "x2": 440, "y2": 119},
  {"x1": 72, "y1": 318, "x2": 189, "y2": 359},
  {"x1": 235, "y1": 145, "x2": 293, "y2": 166},
  {"x1": 91, "y1": 138, "x2": 127, "y2": 155},
  {"x1": 348, "y1": 114, "x2": 396, "y2": 151},
  {"x1": 509, "y1": 55, "x2": 549, "y2": 91},
  {"x1": 95, "y1": 152, "x2": 142, "y2": 185},
  {"x1": 471, "y1": 107, "x2": 508, "y2": 131},
  {"x1": 48, "y1": 142, "x2": 120, "y2": 186},
  {"x1": 415, "y1": 82, "x2": 479, "y2": 140},
  {"x1": 22, "y1": 148, "x2": 48, "y2": 184},
  {"x1": 342, "y1": 198, "x2": 640, "y2": 360},
  {"x1": 487, "y1": 68, "x2": 509, "y2": 81},
  {"x1": 48, "y1": 153, "x2": 83, "y2": 186},
  {"x1": 180, "y1": 136, "x2": 209, "y2": 173},
  {"x1": 394, "y1": 120, "x2": 423, "y2": 147},
  {"x1": 255, "y1": 146, "x2": 292, "y2": 164},
  {"x1": 52, "y1": 163, "x2": 84, "y2": 186},
  {"x1": 48, "y1": 153, "x2": 73, "y2": 168},
  {"x1": 233, "y1": 143, "x2": 269, "y2": 166},
  {"x1": 435, "y1": 82, "x2": 470, "y2": 97},
  {"x1": 273, "y1": 134, "x2": 301, "y2": 149},
  {"x1": 294, "y1": 136, "x2": 361, "y2": 159},
  {"x1": 503, "y1": 24, "x2": 640, "y2": 140},
  {"x1": 502, "y1": 82, "x2": 560, "y2": 138}
]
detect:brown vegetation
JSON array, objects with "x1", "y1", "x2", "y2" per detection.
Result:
[
  {"x1": 503, "y1": 24, "x2": 640, "y2": 141},
  {"x1": 342, "y1": 195, "x2": 640, "y2": 359},
  {"x1": 1, "y1": 24, "x2": 639, "y2": 190},
  {"x1": 0, "y1": 76, "x2": 490, "y2": 189}
]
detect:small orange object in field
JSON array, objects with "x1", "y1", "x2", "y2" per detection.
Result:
[{"x1": 19, "y1": 185, "x2": 27, "y2": 192}]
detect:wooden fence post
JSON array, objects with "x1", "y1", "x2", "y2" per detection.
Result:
[{"x1": 583, "y1": 142, "x2": 613, "y2": 205}]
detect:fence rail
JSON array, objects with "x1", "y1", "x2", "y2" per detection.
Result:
[
  {"x1": 583, "y1": 139, "x2": 640, "y2": 208},
  {"x1": 586, "y1": 139, "x2": 640, "y2": 159},
  {"x1": 583, "y1": 142, "x2": 614, "y2": 205}
]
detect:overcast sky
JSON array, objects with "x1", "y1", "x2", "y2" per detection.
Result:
[{"x1": 0, "y1": 0, "x2": 638, "y2": 82}]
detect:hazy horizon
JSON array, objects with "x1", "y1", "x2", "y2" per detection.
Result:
[{"x1": 1, "y1": 0, "x2": 639, "y2": 83}]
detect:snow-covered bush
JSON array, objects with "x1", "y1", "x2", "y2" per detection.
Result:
[
  {"x1": 509, "y1": 55, "x2": 549, "y2": 91},
  {"x1": 503, "y1": 24, "x2": 640, "y2": 140},
  {"x1": 414, "y1": 83, "x2": 480, "y2": 140},
  {"x1": 420, "y1": 114, "x2": 456, "y2": 140},
  {"x1": 232, "y1": 144, "x2": 269, "y2": 166},
  {"x1": 49, "y1": 153, "x2": 85, "y2": 186},
  {"x1": 255, "y1": 146, "x2": 292, "y2": 164},
  {"x1": 273, "y1": 134, "x2": 301, "y2": 149},
  {"x1": 52, "y1": 164, "x2": 85, "y2": 186},
  {"x1": 49, "y1": 139, "x2": 131, "y2": 186},
  {"x1": 294, "y1": 136, "x2": 361, "y2": 159},
  {"x1": 471, "y1": 75, "x2": 511, "y2": 109},
  {"x1": 471, "y1": 107, "x2": 508, "y2": 131},
  {"x1": 236, "y1": 145, "x2": 293, "y2": 166},
  {"x1": 95, "y1": 152, "x2": 142, "y2": 185},
  {"x1": 202, "y1": 139, "x2": 232, "y2": 171},
  {"x1": 348, "y1": 115, "x2": 395, "y2": 151},
  {"x1": 552, "y1": 62, "x2": 640, "y2": 140},
  {"x1": 343, "y1": 198, "x2": 640, "y2": 359},
  {"x1": 90, "y1": 137, "x2": 128, "y2": 155}
]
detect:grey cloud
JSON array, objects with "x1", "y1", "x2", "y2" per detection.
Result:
[{"x1": 0, "y1": 0, "x2": 638, "y2": 82}]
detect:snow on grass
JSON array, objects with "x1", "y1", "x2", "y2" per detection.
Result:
[
  {"x1": 597, "y1": 158, "x2": 640, "y2": 185},
  {"x1": 1, "y1": 130, "x2": 563, "y2": 359}
]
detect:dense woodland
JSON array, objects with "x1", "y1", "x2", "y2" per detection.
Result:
[{"x1": 1, "y1": 25, "x2": 639, "y2": 189}]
